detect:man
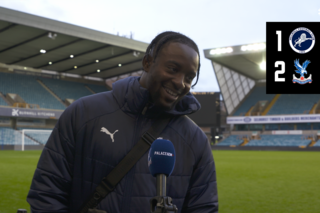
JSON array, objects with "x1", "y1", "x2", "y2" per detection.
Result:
[{"x1": 27, "y1": 31, "x2": 218, "y2": 213}]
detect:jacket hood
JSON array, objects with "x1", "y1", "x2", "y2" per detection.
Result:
[{"x1": 112, "y1": 76, "x2": 201, "y2": 117}]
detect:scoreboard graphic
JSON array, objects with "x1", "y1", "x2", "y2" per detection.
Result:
[{"x1": 266, "y1": 22, "x2": 320, "y2": 94}]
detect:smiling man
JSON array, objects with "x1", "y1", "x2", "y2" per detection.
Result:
[
  {"x1": 140, "y1": 41, "x2": 198, "y2": 110},
  {"x1": 27, "y1": 31, "x2": 218, "y2": 213}
]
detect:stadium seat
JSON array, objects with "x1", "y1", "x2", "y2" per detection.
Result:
[
  {"x1": 0, "y1": 72, "x2": 66, "y2": 110},
  {"x1": 17, "y1": 128, "x2": 52, "y2": 145},
  {"x1": 41, "y1": 78, "x2": 96, "y2": 101},
  {"x1": 0, "y1": 127, "x2": 39, "y2": 145},
  {"x1": 245, "y1": 135, "x2": 311, "y2": 147},
  {"x1": 267, "y1": 94, "x2": 320, "y2": 115},
  {"x1": 0, "y1": 72, "x2": 110, "y2": 110},
  {"x1": 87, "y1": 84, "x2": 109, "y2": 94},
  {"x1": 0, "y1": 95, "x2": 8, "y2": 106},
  {"x1": 313, "y1": 140, "x2": 320, "y2": 147},
  {"x1": 296, "y1": 123, "x2": 312, "y2": 130},
  {"x1": 233, "y1": 86, "x2": 275, "y2": 116},
  {"x1": 217, "y1": 135, "x2": 244, "y2": 146}
]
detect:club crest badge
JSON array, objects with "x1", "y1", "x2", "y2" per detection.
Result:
[
  {"x1": 292, "y1": 59, "x2": 312, "y2": 84},
  {"x1": 289, "y1": 27, "x2": 315, "y2": 54}
]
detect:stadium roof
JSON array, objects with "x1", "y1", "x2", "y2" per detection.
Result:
[
  {"x1": 0, "y1": 7, "x2": 148, "y2": 79},
  {"x1": 204, "y1": 43, "x2": 266, "y2": 81},
  {"x1": 203, "y1": 43, "x2": 266, "y2": 115}
]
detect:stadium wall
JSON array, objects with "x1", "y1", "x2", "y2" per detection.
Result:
[
  {"x1": 0, "y1": 116, "x2": 57, "y2": 129},
  {"x1": 0, "y1": 145, "x2": 45, "y2": 151},
  {"x1": 14, "y1": 144, "x2": 44, "y2": 151}
]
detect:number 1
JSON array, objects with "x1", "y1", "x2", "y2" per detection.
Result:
[{"x1": 276, "y1": 31, "x2": 282, "y2": 52}]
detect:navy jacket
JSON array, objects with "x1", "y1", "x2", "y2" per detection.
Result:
[{"x1": 27, "y1": 76, "x2": 218, "y2": 213}]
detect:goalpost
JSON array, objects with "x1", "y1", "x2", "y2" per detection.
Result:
[{"x1": 21, "y1": 129, "x2": 52, "y2": 151}]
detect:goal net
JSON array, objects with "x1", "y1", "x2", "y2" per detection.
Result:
[{"x1": 21, "y1": 129, "x2": 52, "y2": 151}]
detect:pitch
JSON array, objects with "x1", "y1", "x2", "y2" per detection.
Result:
[
  {"x1": 0, "y1": 150, "x2": 319, "y2": 213},
  {"x1": 213, "y1": 150, "x2": 320, "y2": 213}
]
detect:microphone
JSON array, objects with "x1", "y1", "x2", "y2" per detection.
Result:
[
  {"x1": 148, "y1": 139, "x2": 178, "y2": 213},
  {"x1": 148, "y1": 138, "x2": 176, "y2": 195}
]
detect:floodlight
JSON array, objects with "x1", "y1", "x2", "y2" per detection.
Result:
[
  {"x1": 96, "y1": 60, "x2": 99, "y2": 63},
  {"x1": 48, "y1": 32, "x2": 57, "y2": 40},
  {"x1": 40, "y1": 49, "x2": 46, "y2": 53},
  {"x1": 133, "y1": 51, "x2": 140, "y2": 57},
  {"x1": 70, "y1": 55, "x2": 74, "y2": 58},
  {"x1": 215, "y1": 136, "x2": 219, "y2": 139},
  {"x1": 259, "y1": 43, "x2": 266, "y2": 50},
  {"x1": 241, "y1": 43, "x2": 266, "y2": 52},
  {"x1": 247, "y1": 45, "x2": 253, "y2": 51},
  {"x1": 48, "y1": 62, "x2": 52, "y2": 65},
  {"x1": 118, "y1": 64, "x2": 122, "y2": 67},
  {"x1": 97, "y1": 69, "x2": 100, "y2": 72},
  {"x1": 74, "y1": 66, "x2": 77, "y2": 69},
  {"x1": 253, "y1": 44, "x2": 260, "y2": 50},
  {"x1": 210, "y1": 47, "x2": 233, "y2": 55},
  {"x1": 227, "y1": 47, "x2": 233, "y2": 53},
  {"x1": 260, "y1": 61, "x2": 266, "y2": 70}
]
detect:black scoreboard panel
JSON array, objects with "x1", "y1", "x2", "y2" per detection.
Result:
[
  {"x1": 188, "y1": 92, "x2": 220, "y2": 127},
  {"x1": 266, "y1": 22, "x2": 320, "y2": 94}
]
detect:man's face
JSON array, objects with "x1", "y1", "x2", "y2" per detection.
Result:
[{"x1": 141, "y1": 42, "x2": 199, "y2": 110}]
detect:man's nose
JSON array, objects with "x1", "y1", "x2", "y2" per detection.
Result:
[{"x1": 173, "y1": 74, "x2": 185, "y2": 90}]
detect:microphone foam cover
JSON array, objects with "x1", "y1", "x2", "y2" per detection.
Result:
[{"x1": 148, "y1": 139, "x2": 176, "y2": 177}]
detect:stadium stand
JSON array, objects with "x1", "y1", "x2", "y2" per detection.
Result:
[
  {"x1": 216, "y1": 135, "x2": 244, "y2": 146},
  {"x1": 0, "y1": 72, "x2": 65, "y2": 110},
  {"x1": 313, "y1": 123, "x2": 320, "y2": 129},
  {"x1": 24, "y1": 131, "x2": 51, "y2": 145},
  {"x1": 0, "y1": 95, "x2": 8, "y2": 106},
  {"x1": 0, "y1": 127, "x2": 38, "y2": 145},
  {"x1": 41, "y1": 78, "x2": 95, "y2": 101},
  {"x1": 232, "y1": 86, "x2": 275, "y2": 116},
  {"x1": 279, "y1": 123, "x2": 295, "y2": 130},
  {"x1": 245, "y1": 135, "x2": 311, "y2": 147},
  {"x1": 267, "y1": 94, "x2": 320, "y2": 115},
  {"x1": 313, "y1": 140, "x2": 320, "y2": 147},
  {"x1": 0, "y1": 71, "x2": 109, "y2": 110},
  {"x1": 265, "y1": 124, "x2": 279, "y2": 130},
  {"x1": 296, "y1": 123, "x2": 312, "y2": 130},
  {"x1": 87, "y1": 84, "x2": 109, "y2": 94},
  {"x1": 17, "y1": 128, "x2": 52, "y2": 145}
]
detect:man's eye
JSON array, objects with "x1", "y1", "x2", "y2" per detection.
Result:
[
  {"x1": 168, "y1": 67, "x2": 177, "y2": 72},
  {"x1": 187, "y1": 76, "x2": 194, "y2": 82}
]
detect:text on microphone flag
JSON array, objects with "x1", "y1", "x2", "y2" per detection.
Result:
[{"x1": 154, "y1": 151, "x2": 174, "y2": 157}]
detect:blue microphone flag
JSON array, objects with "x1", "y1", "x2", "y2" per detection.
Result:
[{"x1": 148, "y1": 138, "x2": 176, "y2": 177}]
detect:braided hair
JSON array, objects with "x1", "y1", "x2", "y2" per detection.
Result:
[{"x1": 143, "y1": 31, "x2": 201, "y2": 88}]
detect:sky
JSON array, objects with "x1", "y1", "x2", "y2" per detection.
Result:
[{"x1": 0, "y1": 0, "x2": 319, "y2": 92}]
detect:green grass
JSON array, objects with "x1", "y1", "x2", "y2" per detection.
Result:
[
  {"x1": 213, "y1": 150, "x2": 320, "y2": 213},
  {"x1": 0, "y1": 150, "x2": 319, "y2": 213},
  {"x1": 0, "y1": 150, "x2": 41, "y2": 213}
]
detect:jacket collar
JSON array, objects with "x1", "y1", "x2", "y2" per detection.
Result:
[{"x1": 112, "y1": 76, "x2": 201, "y2": 117}]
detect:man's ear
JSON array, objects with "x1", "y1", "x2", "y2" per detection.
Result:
[{"x1": 142, "y1": 55, "x2": 153, "y2": 72}]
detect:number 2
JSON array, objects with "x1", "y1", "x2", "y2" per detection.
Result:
[{"x1": 275, "y1": 61, "x2": 285, "y2": 82}]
